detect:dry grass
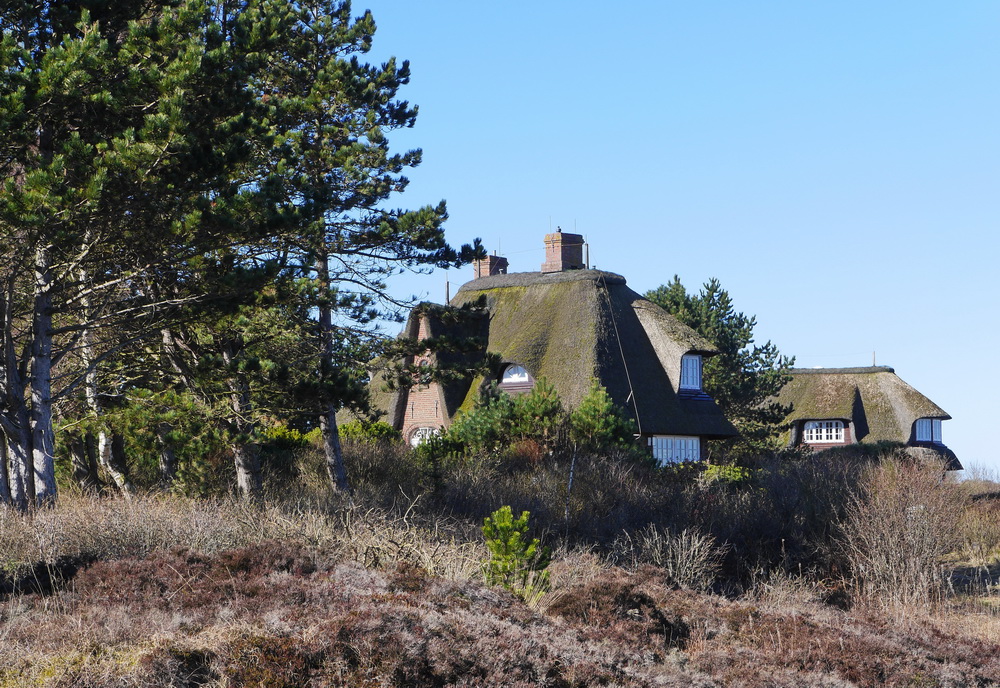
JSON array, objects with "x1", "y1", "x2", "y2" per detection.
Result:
[
  {"x1": 0, "y1": 492, "x2": 485, "y2": 593},
  {"x1": 7, "y1": 444, "x2": 1000, "y2": 684}
]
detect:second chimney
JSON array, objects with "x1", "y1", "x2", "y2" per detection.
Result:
[
  {"x1": 541, "y1": 230, "x2": 585, "y2": 273},
  {"x1": 474, "y1": 253, "x2": 508, "y2": 279}
]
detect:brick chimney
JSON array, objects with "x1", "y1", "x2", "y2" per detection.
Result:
[
  {"x1": 474, "y1": 252, "x2": 508, "y2": 278},
  {"x1": 541, "y1": 230, "x2": 585, "y2": 273}
]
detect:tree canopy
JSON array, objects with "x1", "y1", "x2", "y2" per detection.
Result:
[{"x1": 0, "y1": 0, "x2": 478, "y2": 508}]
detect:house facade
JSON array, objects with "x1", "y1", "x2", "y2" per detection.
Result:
[
  {"x1": 385, "y1": 231, "x2": 736, "y2": 464},
  {"x1": 775, "y1": 366, "x2": 960, "y2": 469}
]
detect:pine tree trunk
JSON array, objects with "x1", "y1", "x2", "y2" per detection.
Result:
[
  {"x1": 30, "y1": 245, "x2": 56, "y2": 505},
  {"x1": 220, "y1": 347, "x2": 263, "y2": 500},
  {"x1": 233, "y1": 442, "x2": 262, "y2": 500},
  {"x1": 8, "y1": 410, "x2": 33, "y2": 511},
  {"x1": 156, "y1": 423, "x2": 178, "y2": 488},
  {"x1": 0, "y1": 439, "x2": 11, "y2": 505},
  {"x1": 1, "y1": 256, "x2": 33, "y2": 511},
  {"x1": 99, "y1": 431, "x2": 134, "y2": 497},
  {"x1": 315, "y1": 255, "x2": 350, "y2": 493},
  {"x1": 69, "y1": 434, "x2": 101, "y2": 493},
  {"x1": 320, "y1": 403, "x2": 349, "y2": 493}
]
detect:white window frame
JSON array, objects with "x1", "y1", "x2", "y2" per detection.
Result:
[
  {"x1": 803, "y1": 420, "x2": 845, "y2": 443},
  {"x1": 408, "y1": 427, "x2": 440, "y2": 447},
  {"x1": 680, "y1": 354, "x2": 702, "y2": 391},
  {"x1": 648, "y1": 435, "x2": 700, "y2": 464},
  {"x1": 915, "y1": 418, "x2": 942, "y2": 443},
  {"x1": 501, "y1": 364, "x2": 531, "y2": 384}
]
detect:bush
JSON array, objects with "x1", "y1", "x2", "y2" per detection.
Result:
[
  {"x1": 569, "y1": 378, "x2": 637, "y2": 450},
  {"x1": 839, "y1": 458, "x2": 966, "y2": 610},
  {"x1": 338, "y1": 420, "x2": 401, "y2": 443},
  {"x1": 613, "y1": 525, "x2": 726, "y2": 591},
  {"x1": 445, "y1": 379, "x2": 637, "y2": 461}
]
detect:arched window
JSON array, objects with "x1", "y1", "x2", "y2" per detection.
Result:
[
  {"x1": 803, "y1": 420, "x2": 844, "y2": 443},
  {"x1": 408, "y1": 427, "x2": 439, "y2": 447},
  {"x1": 501, "y1": 364, "x2": 530, "y2": 384},
  {"x1": 498, "y1": 363, "x2": 534, "y2": 393}
]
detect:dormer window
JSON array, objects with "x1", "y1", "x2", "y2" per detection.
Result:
[
  {"x1": 499, "y1": 363, "x2": 533, "y2": 394},
  {"x1": 680, "y1": 355, "x2": 702, "y2": 391},
  {"x1": 502, "y1": 364, "x2": 530, "y2": 384},
  {"x1": 804, "y1": 420, "x2": 844, "y2": 443},
  {"x1": 915, "y1": 418, "x2": 943, "y2": 443}
]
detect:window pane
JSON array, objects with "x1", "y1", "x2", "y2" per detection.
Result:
[
  {"x1": 804, "y1": 420, "x2": 843, "y2": 443},
  {"x1": 649, "y1": 435, "x2": 700, "y2": 464},
  {"x1": 680, "y1": 355, "x2": 702, "y2": 390},
  {"x1": 501, "y1": 364, "x2": 530, "y2": 383}
]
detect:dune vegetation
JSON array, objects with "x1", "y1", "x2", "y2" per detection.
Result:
[{"x1": 3, "y1": 435, "x2": 1000, "y2": 687}]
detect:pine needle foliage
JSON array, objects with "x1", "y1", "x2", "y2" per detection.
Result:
[
  {"x1": 646, "y1": 276, "x2": 794, "y2": 460},
  {"x1": 482, "y1": 505, "x2": 550, "y2": 601},
  {"x1": 569, "y1": 378, "x2": 637, "y2": 451}
]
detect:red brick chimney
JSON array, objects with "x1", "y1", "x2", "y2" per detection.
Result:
[
  {"x1": 541, "y1": 230, "x2": 585, "y2": 273},
  {"x1": 474, "y1": 252, "x2": 508, "y2": 278}
]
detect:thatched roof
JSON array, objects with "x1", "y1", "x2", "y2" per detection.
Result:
[
  {"x1": 444, "y1": 270, "x2": 735, "y2": 438},
  {"x1": 777, "y1": 366, "x2": 951, "y2": 442}
]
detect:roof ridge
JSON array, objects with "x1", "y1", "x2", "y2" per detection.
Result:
[{"x1": 790, "y1": 366, "x2": 895, "y2": 375}]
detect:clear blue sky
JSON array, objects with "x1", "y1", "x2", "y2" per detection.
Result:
[{"x1": 358, "y1": 1, "x2": 999, "y2": 472}]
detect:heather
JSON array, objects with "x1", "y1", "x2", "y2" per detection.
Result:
[{"x1": 4, "y1": 440, "x2": 1000, "y2": 686}]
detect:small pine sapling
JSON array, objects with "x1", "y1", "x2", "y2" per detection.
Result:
[{"x1": 482, "y1": 506, "x2": 551, "y2": 603}]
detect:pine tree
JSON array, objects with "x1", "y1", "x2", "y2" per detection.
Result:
[
  {"x1": 569, "y1": 379, "x2": 637, "y2": 451},
  {"x1": 0, "y1": 0, "x2": 273, "y2": 507},
  {"x1": 646, "y1": 277, "x2": 794, "y2": 460},
  {"x1": 257, "y1": 0, "x2": 480, "y2": 492}
]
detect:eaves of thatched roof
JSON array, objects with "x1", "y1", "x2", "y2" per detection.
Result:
[
  {"x1": 449, "y1": 269, "x2": 735, "y2": 438},
  {"x1": 776, "y1": 366, "x2": 950, "y2": 444}
]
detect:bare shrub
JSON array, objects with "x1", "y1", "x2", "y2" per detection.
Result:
[
  {"x1": 614, "y1": 525, "x2": 726, "y2": 591},
  {"x1": 957, "y1": 499, "x2": 1000, "y2": 568},
  {"x1": 745, "y1": 567, "x2": 825, "y2": 610},
  {"x1": 840, "y1": 457, "x2": 967, "y2": 610},
  {"x1": 338, "y1": 503, "x2": 485, "y2": 581}
]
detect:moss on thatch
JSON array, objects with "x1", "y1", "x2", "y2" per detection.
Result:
[{"x1": 446, "y1": 270, "x2": 735, "y2": 438}]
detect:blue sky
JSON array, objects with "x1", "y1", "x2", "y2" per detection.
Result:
[{"x1": 358, "y1": 1, "x2": 999, "y2": 471}]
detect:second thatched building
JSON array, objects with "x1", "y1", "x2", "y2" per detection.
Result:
[{"x1": 775, "y1": 366, "x2": 960, "y2": 469}]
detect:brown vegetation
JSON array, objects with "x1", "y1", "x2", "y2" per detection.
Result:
[{"x1": 3, "y1": 442, "x2": 1000, "y2": 686}]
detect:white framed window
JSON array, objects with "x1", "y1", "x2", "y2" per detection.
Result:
[
  {"x1": 501, "y1": 364, "x2": 530, "y2": 384},
  {"x1": 408, "y1": 427, "x2": 440, "y2": 447},
  {"x1": 680, "y1": 354, "x2": 702, "y2": 391},
  {"x1": 803, "y1": 420, "x2": 844, "y2": 443},
  {"x1": 915, "y1": 418, "x2": 943, "y2": 443},
  {"x1": 648, "y1": 435, "x2": 700, "y2": 464}
]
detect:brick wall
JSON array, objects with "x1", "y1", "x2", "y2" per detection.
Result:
[{"x1": 400, "y1": 315, "x2": 449, "y2": 443}]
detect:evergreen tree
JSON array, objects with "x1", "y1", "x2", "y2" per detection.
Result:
[
  {"x1": 646, "y1": 277, "x2": 794, "y2": 459},
  {"x1": 0, "y1": 0, "x2": 479, "y2": 505},
  {"x1": 0, "y1": 0, "x2": 271, "y2": 508},
  {"x1": 257, "y1": 0, "x2": 480, "y2": 492},
  {"x1": 569, "y1": 379, "x2": 637, "y2": 451}
]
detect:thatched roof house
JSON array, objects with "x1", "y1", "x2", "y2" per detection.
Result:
[
  {"x1": 384, "y1": 232, "x2": 736, "y2": 462},
  {"x1": 776, "y1": 366, "x2": 960, "y2": 469}
]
